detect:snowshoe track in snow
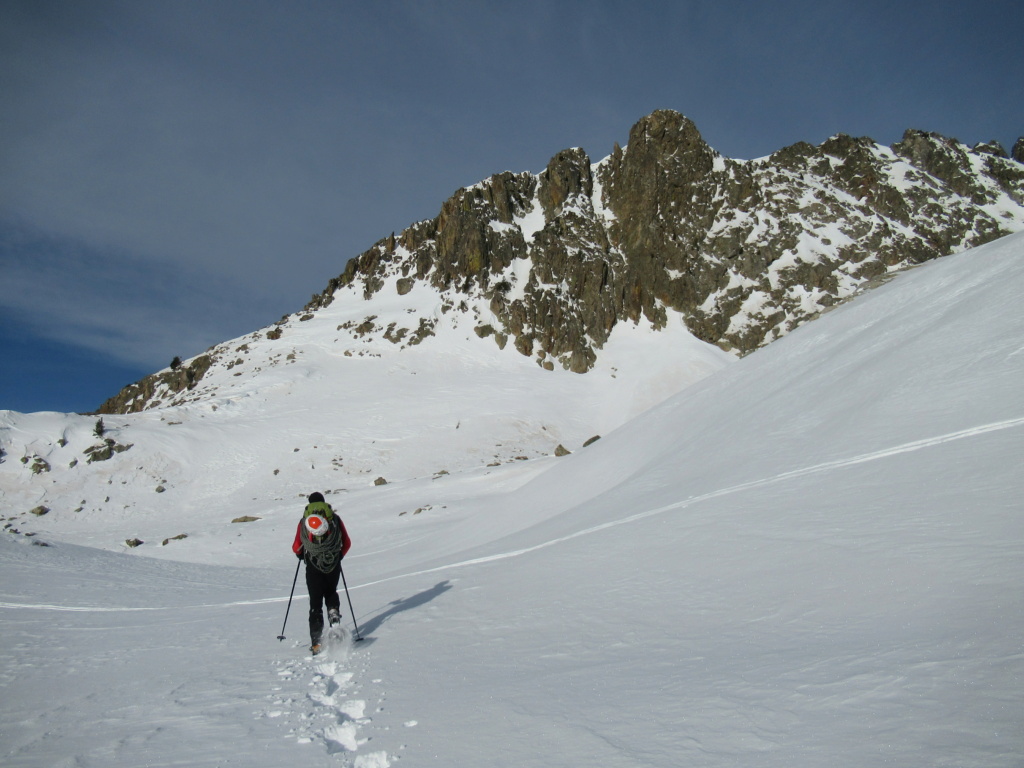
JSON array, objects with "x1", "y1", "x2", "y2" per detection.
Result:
[{"x1": 263, "y1": 635, "x2": 395, "y2": 767}]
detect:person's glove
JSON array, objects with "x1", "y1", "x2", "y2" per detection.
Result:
[{"x1": 296, "y1": 549, "x2": 304, "y2": 560}]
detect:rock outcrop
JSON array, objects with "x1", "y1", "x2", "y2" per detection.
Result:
[
  {"x1": 98, "y1": 111, "x2": 1024, "y2": 412},
  {"x1": 98, "y1": 355, "x2": 213, "y2": 414},
  {"x1": 325, "y1": 111, "x2": 1024, "y2": 368}
]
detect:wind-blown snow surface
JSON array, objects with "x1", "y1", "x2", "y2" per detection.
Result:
[{"x1": 3, "y1": 232, "x2": 1024, "y2": 766}]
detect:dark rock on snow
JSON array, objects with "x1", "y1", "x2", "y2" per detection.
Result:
[{"x1": 98, "y1": 111, "x2": 1024, "y2": 413}]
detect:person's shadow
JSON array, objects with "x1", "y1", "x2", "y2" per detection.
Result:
[{"x1": 357, "y1": 580, "x2": 453, "y2": 639}]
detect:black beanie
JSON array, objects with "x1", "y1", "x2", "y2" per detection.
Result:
[{"x1": 308, "y1": 492, "x2": 325, "y2": 504}]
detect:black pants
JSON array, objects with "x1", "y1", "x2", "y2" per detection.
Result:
[{"x1": 306, "y1": 562, "x2": 341, "y2": 644}]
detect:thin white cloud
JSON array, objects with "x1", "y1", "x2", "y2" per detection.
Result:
[{"x1": 0, "y1": 223, "x2": 268, "y2": 369}]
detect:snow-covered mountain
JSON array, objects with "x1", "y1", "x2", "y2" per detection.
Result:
[
  {"x1": 3, "y1": 109, "x2": 1023, "y2": 765},
  {"x1": 2, "y1": 208, "x2": 1022, "y2": 768},
  {"x1": 14, "y1": 108, "x2": 1010, "y2": 558},
  {"x1": 95, "y1": 110, "x2": 1024, "y2": 419},
  {"x1": 0, "y1": 281, "x2": 730, "y2": 556}
]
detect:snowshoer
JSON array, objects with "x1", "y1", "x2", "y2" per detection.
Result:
[{"x1": 292, "y1": 492, "x2": 352, "y2": 655}]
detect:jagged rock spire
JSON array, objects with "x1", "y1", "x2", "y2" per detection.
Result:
[
  {"x1": 99, "y1": 111, "x2": 1024, "y2": 413},
  {"x1": 325, "y1": 110, "x2": 1024, "y2": 369}
]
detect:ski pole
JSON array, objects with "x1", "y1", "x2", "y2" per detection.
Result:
[
  {"x1": 339, "y1": 563, "x2": 363, "y2": 641},
  {"x1": 277, "y1": 558, "x2": 302, "y2": 641}
]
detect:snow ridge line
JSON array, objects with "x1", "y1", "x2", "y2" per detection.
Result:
[
  {"x1": 357, "y1": 414, "x2": 1024, "y2": 588},
  {"x1": 0, "y1": 595, "x2": 304, "y2": 613},
  {"x1": 3, "y1": 416, "x2": 1021, "y2": 612}
]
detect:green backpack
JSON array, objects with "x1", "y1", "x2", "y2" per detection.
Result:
[
  {"x1": 304, "y1": 501, "x2": 334, "y2": 520},
  {"x1": 302, "y1": 501, "x2": 341, "y2": 573}
]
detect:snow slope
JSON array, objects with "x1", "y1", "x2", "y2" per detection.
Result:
[
  {"x1": 2, "y1": 232, "x2": 1023, "y2": 766},
  {"x1": 0, "y1": 271, "x2": 731, "y2": 564}
]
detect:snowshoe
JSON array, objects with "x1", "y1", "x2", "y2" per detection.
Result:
[{"x1": 328, "y1": 608, "x2": 341, "y2": 626}]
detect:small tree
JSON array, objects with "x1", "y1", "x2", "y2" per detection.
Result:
[
  {"x1": 170, "y1": 356, "x2": 182, "y2": 370},
  {"x1": 94, "y1": 418, "x2": 106, "y2": 438}
]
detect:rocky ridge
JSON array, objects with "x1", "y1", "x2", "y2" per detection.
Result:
[{"x1": 99, "y1": 110, "x2": 1024, "y2": 413}]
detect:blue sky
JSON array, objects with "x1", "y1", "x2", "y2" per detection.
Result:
[{"x1": 2, "y1": 0, "x2": 1021, "y2": 413}]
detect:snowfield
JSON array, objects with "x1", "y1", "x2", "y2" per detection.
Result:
[{"x1": 2, "y1": 231, "x2": 1023, "y2": 766}]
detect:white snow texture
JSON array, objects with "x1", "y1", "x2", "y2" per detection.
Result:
[{"x1": 2, "y1": 231, "x2": 1023, "y2": 766}]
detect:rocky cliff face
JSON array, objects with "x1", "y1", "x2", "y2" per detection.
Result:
[
  {"x1": 320, "y1": 110, "x2": 1024, "y2": 368},
  {"x1": 99, "y1": 110, "x2": 1024, "y2": 413}
]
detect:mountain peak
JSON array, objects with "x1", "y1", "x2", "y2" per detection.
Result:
[{"x1": 97, "y1": 111, "x2": 1024, "y2": 414}]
